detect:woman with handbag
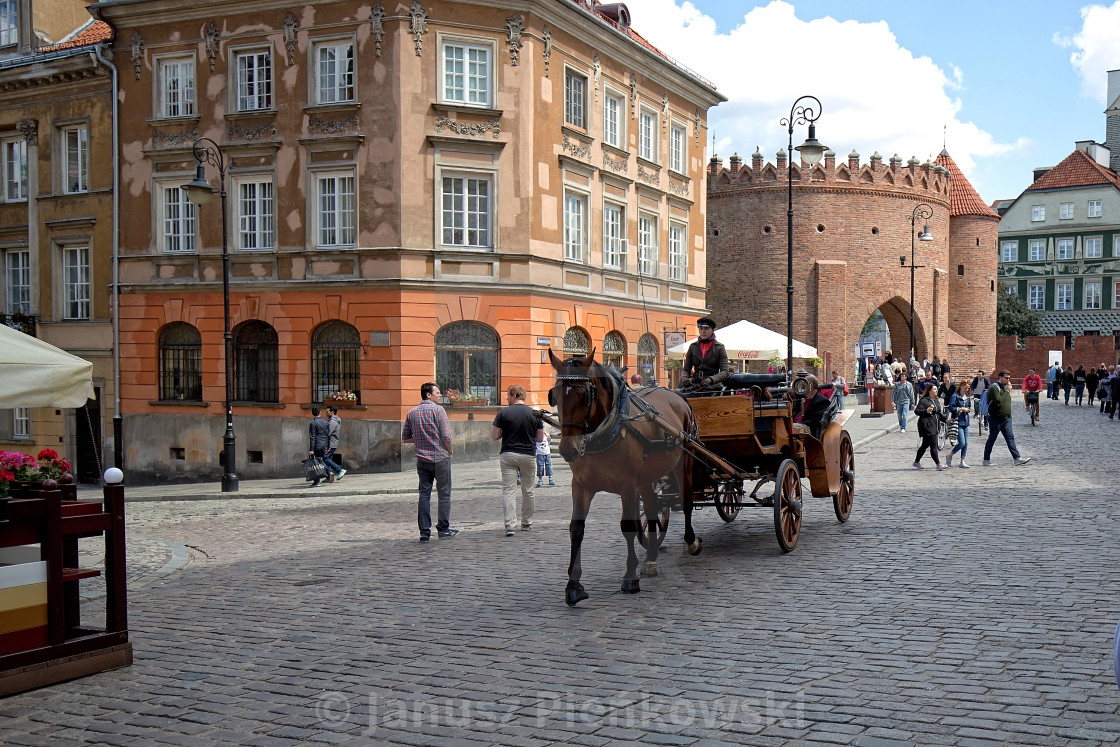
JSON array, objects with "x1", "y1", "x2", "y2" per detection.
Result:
[
  {"x1": 913, "y1": 382, "x2": 947, "y2": 471},
  {"x1": 946, "y1": 380, "x2": 973, "y2": 468}
]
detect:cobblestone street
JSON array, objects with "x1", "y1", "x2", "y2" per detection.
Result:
[{"x1": 4, "y1": 396, "x2": 1120, "y2": 746}]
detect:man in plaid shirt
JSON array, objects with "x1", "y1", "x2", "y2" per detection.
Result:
[{"x1": 403, "y1": 382, "x2": 458, "y2": 542}]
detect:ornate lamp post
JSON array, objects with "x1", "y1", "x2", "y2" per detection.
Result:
[
  {"x1": 900, "y1": 203, "x2": 934, "y2": 364},
  {"x1": 185, "y1": 137, "x2": 238, "y2": 493},
  {"x1": 781, "y1": 96, "x2": 826, "y2": 378}
]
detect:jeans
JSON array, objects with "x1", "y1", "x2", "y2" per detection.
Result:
[
  {"x1": 1063, "y1": 385, "x2": 1072, "y2": 404},
  {"x1": 950, "y1": 421, "x2": 969, "y2": 460},
  {"x1": 324, "y1": 449, "x2": 343, "y2": 476},
  {"x1": 983, "y1": 416, "x2": 1020, "y2": 461},
  {"x1": 835, "y1": 394, "x2": 846, "y2": 411},
  {"x1": 500, "y1": 452, "x2": 537, "y2": 529},
  {"x1": 1075, "y1": 383, "x2": 1084, "y2": 404},
  {"x1": 896, "y1": 401, "x2": 910, "y2": 431},
  {"x1": 417, "y1": 458, "x2": 452, "y2": 538},
  {"x1": 536, "y1": 452, "x2": 554, "y2": 478}
]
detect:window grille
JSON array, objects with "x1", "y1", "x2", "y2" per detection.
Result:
[
  {"x1": 603, "y1": 330, "x2": 625, "y2": 370},
  {"x1": 232, "y1": 320, "x2": 279, "y2": 403},
  {"x1": 312, "y1": 321, "x2": 361, "y2": 403},
  {"x1": 435, "y1": 322, "x2": 499, "y2": 404},
  {"x1": 637, "y1": 333, "x2": 659, "y2": 384},
  {"x1": 158, "y1": 322, "x2": 202, "y2": 401},
  {"x1": 563, "y1": 326, "x2": 591, "y2": 358}
]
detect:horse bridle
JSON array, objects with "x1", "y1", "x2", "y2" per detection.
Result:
[{"x1": 550, "y1": 362, "x2": 600, "y2": 433}]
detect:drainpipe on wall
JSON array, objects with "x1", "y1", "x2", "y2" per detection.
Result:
[{"x1": 92, "y1": 42, "x2": 122, "y2": 472}]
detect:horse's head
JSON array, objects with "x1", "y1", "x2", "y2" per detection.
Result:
[{"x1": 548, "y1": 347, "x2": 610, "y2": 461}]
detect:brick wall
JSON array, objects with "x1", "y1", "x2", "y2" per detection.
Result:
[{"x1": 994, "y1": 335, "x2": 1120, "y2": 376}]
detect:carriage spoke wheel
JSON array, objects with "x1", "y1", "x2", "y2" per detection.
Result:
[
  {"x1": 833, "y1": 431, "x2": 855, "y2": 523},
  {"x1": 637, "y1": 473, "x2": 675, "y2": 548},
  {"x1": 773, "y1": 459, "x2": 802, "y2": 553},
  {"x1": 714, "y1": 480, "x2": 742, "y2": 522}
]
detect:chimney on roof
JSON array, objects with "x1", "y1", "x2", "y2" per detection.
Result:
[
  {"x1": 1033, "y1": 167, "x2": 1051, "y2": 182},
  {"x1": 1107, "y1": 69, "x2": 1120, "y2": 171},
  {"x1": 728, "y1": 153, "x2": 741, "y2": 173},
  {"x1": 1076, "y1": 139, "x2": 1112, "y2": 167}
]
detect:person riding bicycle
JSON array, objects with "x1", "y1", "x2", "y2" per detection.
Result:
[
  {"x1": 679, "y1": 316, "x2": 730, "y2": 390},
  {"x1": 1022, "y1": 368, "x2": 1044, "y2": 422}
]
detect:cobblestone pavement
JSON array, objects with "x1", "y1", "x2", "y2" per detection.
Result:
[{"x1": 4, "y1": 396, "x2": 1120, "y2": 745}]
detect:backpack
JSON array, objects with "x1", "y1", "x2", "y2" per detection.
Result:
[{"x1": 979, "y1": 386, "x2": 992, "y2": 417}]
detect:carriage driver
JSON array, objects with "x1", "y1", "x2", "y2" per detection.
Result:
[{"x1": 679, "y1": 316, "x2": 731, "y2": 390}]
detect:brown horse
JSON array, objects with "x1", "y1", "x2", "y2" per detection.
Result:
[{"x1": 548, "y1": 348, "x2": 701, "y2": 606}]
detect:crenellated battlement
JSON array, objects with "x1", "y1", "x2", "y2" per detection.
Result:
[{"x1": 707, "y1": 148, "x2": 952, "y2": 201}]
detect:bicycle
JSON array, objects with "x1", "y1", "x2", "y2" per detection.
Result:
[{"x1": 1025, "y1": 390, "x2": 1039, "y2": 426}]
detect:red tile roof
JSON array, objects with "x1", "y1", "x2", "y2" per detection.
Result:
[
  {"x1": 37, "y1": 20, "x2": 111, "y2": 53},
  {"x1": 1025, "y1": 148, "x2": 1120, "y2": 192},
  {"x1": 935, "y1": 149, "x2": 998, "y2": 218}
]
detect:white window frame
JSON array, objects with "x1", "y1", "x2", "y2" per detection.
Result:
[
  {"x1": 440, "y1": 37, "x2": 493, "y2": 108},
  {"x1": 1000, "y1": 241, "x2": 1017, "y2": 263},
  {"x1": 668, "y1": 221, "x2": 686, "y2": 281},
  {"x1": 313, "y1": 170, "x2": 356, "y2": 248},
  {"x1": 603, "y1": 89, "x2": 624, "y2": 149},
  {"x1": 2, "y1": 136, "x2": 26, "y2": 201},
  {"x1": 62, "y1": 244, "x2": 91, "y2": 320},
  {"x1": 159, "y1": 183, "x2": 197, "y2": 253},
  {"x1": 13, "y1": 407, "x2": 29, "y2": 438},
  {"x1": 60, "y1": 124, "x2": 89, "y2": 194},
  {"x1": 1085, "y1": 280, "x2": 1102, "y2": 310},
  {"x1": 234, "y1": 47, "x2": 273, "y2": 112},
  {"x1": 638, "y1": 107, "x2": 658, "y2": 162},
  {"x1": 4, "y1": 248, "x2": 30, "y2": 313},
  {"x1": 1115, "y1": 281, "x2": 1120, "y2": 310},
  {"x1": 312, "y1": 38, "x2": 355, "y2": 105},
  {"x1": 1059, "y1": 202, "x2": 1074, "y2": 220},
  {"x1": 602, "y1": 201, "x2": 625, "y2": 269},
  {"x1": 564, "y1": 68, "x2": 587, "y2": 129},
  {"x1": 669, "y1": 121, "x2": 687, "y2": 174},
  {"x1": 156, "y1": 55, "x2": 196, "y2": 118},
  {"x1": 1116, "y1": 235, "x2": 1120, "y2": 258},
  {"x1": 439, "y1": 170, "x2": 493, "y2": 249},
  {"x1": 1031, "y1": 205, "x2": 1045, "y2": 222},
  {"x1": 1028, "y1": 283, "x2": 1044, "y2": 311},
  {"x1": 1085, "y1": 237, "x2": 1102, "y2": 259},
  {"x1": 1028, "y1": 240, "x2": 1045, "y2": 261},
  {"x1": 637, "y1": 213, "x2": 658, "y2": 277},
  {"x1": 1056, "y1": 282, "x2": 1073, "y2": 310},
  {"x1": 234, "y1": 175, "x2": 275, "y2": 251},
  {"x1": 563, "y1": 190, "x2": 587, "y2": 262},
  {"x1": 1088, "y1": 200, "x2": 1102, "y2": 218},
  {"x1": 1056, "y1": 238, "x2": 1074, "y2": 260},
  {"x1": 0, "y1": 0, "x2": 17, "y2": 47},
  {"x1": 1002, "y1": 283, "x2": 1017, "y2": 297}
]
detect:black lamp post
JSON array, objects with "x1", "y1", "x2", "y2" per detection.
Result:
[
  {"x1": 900, "y1": 202, "x2": 934, "y2": 364},
  {"x1": 185, "y1": 137, "x2": 238, "y2": 493},
  {"x1": 781, "y1": 96, "x2": 826, "y2": 379}
]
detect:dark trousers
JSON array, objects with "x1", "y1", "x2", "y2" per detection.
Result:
[
  {"x1": 1075, "y1": 384, "x2": 1084, "y2": 405},
  {"x1": 417, "y1": 458, "x2": 452, "y2": 538},
  {"x1": 983, "y1": 416, "x2": 1020, "y2": 461},
  {"x1": 915, "y1": 435, "x2": 940, "y2": 466}
]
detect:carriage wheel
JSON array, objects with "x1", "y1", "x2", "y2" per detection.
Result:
[
  {"x1": 832, "y1": 431, "x2": 855, "y2": 523},
  {"x1": 773, "y1": 459, "x2": 802, "y2": 553},
  {"x1": 714, "y1": 480, "x2": 742, "y2": 523},
  {"x1": 637, "y1": 474, "x2": 674, "y2": 548}
]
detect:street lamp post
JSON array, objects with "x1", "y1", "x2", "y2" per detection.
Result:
[
  {"x1": 780, "y1": 96, "x2": 827, "y2": 379},
  {"x1": 900, "y1": 203, "x2": 934, "y2": 365},
  {"x1": 185, "y1": 137, "x2": 238, "y2": 493}
]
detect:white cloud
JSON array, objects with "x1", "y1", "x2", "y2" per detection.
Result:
[
  {"x1": 623, "y1": 0, "x2": 1014, "y2": 188},
  {"x1": 1054, "y1": 1, "x2": 1120, "y2": 103}
]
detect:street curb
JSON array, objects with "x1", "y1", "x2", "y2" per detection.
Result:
[{"x1": 118, "y1": 486, "x2": 418, "y2": 503}]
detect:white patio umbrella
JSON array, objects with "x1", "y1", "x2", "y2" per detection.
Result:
[
  {"x1": 667, "y1": 319, "x2": 817, "y2": 362},
  {"x1": 0, "y1": 324, "x2": 93, "y2": 407}
]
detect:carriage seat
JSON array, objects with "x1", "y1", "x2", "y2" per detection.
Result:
[{"x1": 723, "y1": 373, "x2": 786, "y2": 390}]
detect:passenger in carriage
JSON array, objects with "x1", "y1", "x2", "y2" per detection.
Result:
[
  {"x1": 801, "y1": 375, "x2": 832, "y2": 439},
  {"x1": 679, "y1": 316, "x2": 731, "y2": 390}
]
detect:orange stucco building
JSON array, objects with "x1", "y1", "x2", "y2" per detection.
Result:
[{"x1": 91, "y1": 0, "x2": 724, "y2": 480}]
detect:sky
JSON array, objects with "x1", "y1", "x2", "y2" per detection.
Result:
[{"x1": 623, "y1": 0, "x2": 1120, "y2": 202}]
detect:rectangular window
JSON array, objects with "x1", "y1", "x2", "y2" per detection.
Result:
[
  {"x1": 1085, "y1": 280, "x2": 1102, "y2": 310},
  {"x1": 1088, "y1": 200, "x2": 1102, "y2": 218},
  {"x1": 3, "y1": 137, "x2": 26, "y2": 201},
  {"x1": 442, "y1": 42, "x2": 490, "y2": 106},
  {"x1": 13, "y1": 407, "x2": 29, "y2": 438},
  {"x1": 63, "y1": 245, "x2": 90, "y2": 320},
  {"x1": 441, "y1": 175, "x2": 490, "y2": 247},
  {"x1": 315, "y1": 41, "x2": 355, "y2": 104},
  {"x1": 638, "y1": 214, "x2": 658, "y2": 277},
  {"x1": 1059, "y1": 202, "x2": 1074, "y2": 219},
  {"x1": 668, "y1": 222, "x2": 686, "y2": 281},
  {"x1": 162, "y1": 186, "x2": 196, "y2": 253},
  {"x1": 604, "y1": 92, "x2": 623, "y2": 148},
  {"x1": 1031, "y1": 205, "x2": 1045, "y2": 222},
  {"x1": 61, "y1": 125, "x2": 88, "y2": 194},
  {"x1": 563, "y1": 192, "x2": 586, "y2": 262},
  {"x1": 602, "y1": 202, "x2": 625, "y2": 269},
  {"x1": 1029, "y1": 240, "x2": 1045, "y2": 261},
  {"x1": 235, "y1": 49, "x2": 272, "y2": 111},
  {"x1": 316, "y1": 173, "x2": 356, "y2": 247},
  {"x1": 564, "y1": 70, "x2": 586, "y2": 129},
  {"x1": 1115, "y1": 282, "x2": 1120, "y2": 310},
  {"x1": 5, "y1": 249, "x2": 30, "y2": 313},
  {"x1": 1002, "y1": 283, "x2": 1017, "y2": 296},
  {"x1": 670, "y1": 123, "x2": 686, "y2": 174},
  {"x1": 0, "y1": 0, "x2": 17, "y2": 46},
  {"x1": 1057, "y1": 238, "x2": 1074, "y2": 260},
  {"x1": 1000, "y1": 241, "x2": 1017, "y2": 263},
  {"x1": 1085, "y1": 237, "x2": 1103, "y2": 258},
  {"x1": 638, "y1": 109, "x2": 657, "y2": 162},
  {"x1": 158, "y1": 58, "x2": 195, "y2": 118},
  {"x1": 1056, "y1": 282, "x2": 1072, "y2": 310},
  {"x1": 1028, "y1": 284, "x2": 1044, "y2": 310},
  {"x1": 237, "y1": 178, "x2": 275, "y2": 250}
]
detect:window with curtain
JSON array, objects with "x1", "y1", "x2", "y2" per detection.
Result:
[
  {"x1": 435, "y1": 322, "x2": 499, "y2": 405},
  {"x1": 312, "y1": 321, "x2": 361, "y2": 403},
  {"x1": 158, "y1": 322, "x2": 202, "y2": 401},
  {"x1": 232, "y1": 320, "x2": 279, "y2": 402}
]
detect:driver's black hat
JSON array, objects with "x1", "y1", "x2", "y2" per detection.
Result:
[{"x1": 696, "y1": 316, "x2": 717, "y2": 329}]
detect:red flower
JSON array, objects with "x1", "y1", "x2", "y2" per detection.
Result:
[
  {"x1": 37, "y1": 448, "x2": 59, "y2": 461},
  {"x1": 0, "y1": 470, "x2": 13, "y2": 482}
]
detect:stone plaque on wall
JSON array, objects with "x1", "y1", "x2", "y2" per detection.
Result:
[{"x1": 369, "y1": 331, "x2": 390, "y2": 346}]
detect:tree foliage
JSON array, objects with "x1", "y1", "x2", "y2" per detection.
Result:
[{"x1": 996, "y1": 292, "x2": 1042, "y2": 338}]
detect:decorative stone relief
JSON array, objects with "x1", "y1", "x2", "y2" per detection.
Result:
[
  {"x1": 602, "y1": 152, "x2": 627, "y2": 173},
  {"x1": 409, "y1": 1, "x2": 428, "y2": 57},
  {"x1": 283, "y1": 12, "x2": 299, "y2": 65},
  {"x1": 229, "y1": 119, "x2": 277, "y2": 141},
  {"x1": 16, "y1": 119, "x2": 38, "y2": 146},
  {"x1": 152, "y1": 125, "x2": 199, "y2": 148},
  {"x1": 694, "y1": 108, "x2": 701, "y2": 147},
  {"x1": 669, "y1": 178, "x2": 688, "y2": 196},
  {"x1": 592, "y1": 54, "x2": 601, "y2": 101},
  {"x1": 662, "y1": 93, "x2": 668, "y2": 131},
  {"x1": 205, "y1": 22, "x2": 220, "y2": 72},
  {"x1": 542, "y1": 24, "x2": 552, "y2": 77},
  {"x1": 561, "y1": 134, "x2": 590, "y2": 160},
  {"x1": 369, "y1": 4, "x2": 386, "y2": 57},
  {"x1": 308, "y1": 114, "x2": 360, "y2": 135},
  {"x1": 637, "y1": 163, "x2": 659, "y2": 185},
  {"x1": 130, "y1": 31, "x2": 145, "y2": 80},
  {"x1": 505, "y1": 15, "x2": 523, "y2": 66},
  {"x1": 629, "y1": 73, "x2": 637, "y2": 118},
  {"x1": 435, "y1": 114, "x2": 500, "y2": 138}
]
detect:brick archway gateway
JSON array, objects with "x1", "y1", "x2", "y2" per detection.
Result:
[{"x1": 873, "y1": 295, "x2": 929, "y2": 362}]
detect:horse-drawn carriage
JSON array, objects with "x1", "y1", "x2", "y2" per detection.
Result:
[{"x1": 545, "y1": 349, "x2": 855, "y2": 606}]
